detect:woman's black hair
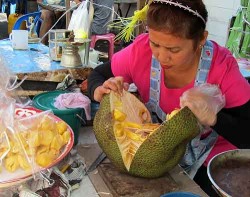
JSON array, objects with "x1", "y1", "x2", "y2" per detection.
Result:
[{"x1": 147, "y1": 0, "x2": 208, "y2": 49}]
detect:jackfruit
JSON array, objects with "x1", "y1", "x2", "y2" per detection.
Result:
[
  {"x1": 51, "y1": 134, "x2": 64, "y2": 151},
  {"x1": 166, "y1": 108, "x2": 180, "y2": 120},
  {"x1": 93, "y1": 91, "x2": 199, "y2": 178},
  {"x1": 56, "y1": 121, "x2": 68, "y2": 135},
  {"x1": 61, "y1": 130, "x2": 71, "y2": 145},
  {"x1": 0, "y1": 114, "x2": 72, "y2": 173},
  {"x1": 17, "y1": 155, "x2": 31, "y2": 171},
  {"x1": 36, "y1": 151, "x2": 56, "y2": 167},
  {"x1": 4, "y1": 154, "x2": 19, "y2": 172}
]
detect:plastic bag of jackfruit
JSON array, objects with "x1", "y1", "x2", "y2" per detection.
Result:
[
  {"x1": 0, "y1": 106, "x2": 72, "y2": 181},
  {"x1": 14, "y1": 110, "x2": 71, "y2": 170},
  {"x1": 0, "y1": 57, "x2": 72, "y2": 187},
  {"x1": 0, "y1": 57, "x2": 32, "y2": 176}
]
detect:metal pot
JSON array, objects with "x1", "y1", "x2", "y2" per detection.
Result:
[
  {"x1": 61, "y1": 45, "x2": 82, "y2": 67},
  {"x1": 207, "y1": 149, "x2": 250, "y2": 197}
]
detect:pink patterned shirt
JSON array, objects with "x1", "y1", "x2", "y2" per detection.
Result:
[{"x1": 111, "y1": 33, "x2": 250, "y2": 165}]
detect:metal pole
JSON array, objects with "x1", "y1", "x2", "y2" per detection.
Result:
[{"x1": 65, "y1": 0, "x2": 71, "y2": 28}]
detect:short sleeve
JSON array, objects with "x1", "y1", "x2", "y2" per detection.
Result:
[
  {"x1": 111, "y1": 43, "x2": 134, "y2": 83},
  {"x1": 220, "y1": 57, "x2": 250, "y2": 108}
]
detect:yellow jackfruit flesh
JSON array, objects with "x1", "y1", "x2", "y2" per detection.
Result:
[
  {"x1": 28, "y1": 132, "x2": 40, "y2": 147},
  {"x1": 1, "y1": 114, "x2": 71, "y2": 173},
  {"x1": 113, "y1": 109, "x2": 127, "y2": 121},
  {"x1": 38, "y1": 116, "x2": 56, "y2": 131},
  {"x1": 18, "y1": 155, "x2": 31, "y2": 171},
  {"x1": 61, "y1": 130, "x2": 71, "y2": 145},
  {"x1": 51, "y1": 134, "x2": 64, "y2": 151},
  {"x1": 56, "y1": 121, "x2": 68, "y2": 135},
  {"x1": 36, "y1": 152, "x2": 56, "y2": 167},
  {"x1": 93, "y1": 91, "x2": 199, "y2": 178},
  {"x1": 166, "y1": 108, "x2": 180, "y2": 120},
  {"x1": 5, "y1": 154, "x2": 19, "y2": 172},
  {"x1": 40, "y1": 130, "x2": 54, "y2": 146}
]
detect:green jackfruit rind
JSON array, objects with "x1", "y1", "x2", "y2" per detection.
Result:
[
  {"x1": 129, "y1": 143, "x2": 186, "y2": 178},
  {"x1": 129, "y1": 107, "x2": 199, "y2": 178},
  {"x1": 94, "y1": 92, "x2": 199, "y2": 178},
  {"x1": 93, "y1": 94, "x2": 127, "y2": 172}
]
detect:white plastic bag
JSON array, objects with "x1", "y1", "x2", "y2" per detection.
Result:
[{"x1": 68, "y1": 0, "x2": 94, "y2": 40}]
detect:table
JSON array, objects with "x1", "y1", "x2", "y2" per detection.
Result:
[
  {"x1": 237, "y1": 58, "x2": 250, "y2": 80},
  {"x1": 75, "y1": 126, "x2": 209, "y2": 197},
  {"x1": 0, "y1": 39, "x2": 93, "y2": 96},
  {"x1": 240, "y1": 68, "x2": 250, "y2": 80},
  {"x1": 0, "y1": 39, "x2": 66, "y2": 74}
]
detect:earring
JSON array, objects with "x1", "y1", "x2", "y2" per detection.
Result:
[{"x1": 199, "y1": 45, "x2": 203, "y2": 48}]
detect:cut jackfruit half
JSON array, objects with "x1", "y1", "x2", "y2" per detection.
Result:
[
  {"x1": 93, "y1": 91, "x2": 199, "y2": 178},
  {"x1": 113, "y1": 109, "x2": 159, "y2": 171}
]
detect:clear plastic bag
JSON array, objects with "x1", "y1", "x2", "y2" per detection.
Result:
[
  {"x1": 0, "y1": 57, "x2": 33, "y2": 178},
  {"x1": 180, "y1": 83, "x2": 226, "y2": 126},
  {"x1": 0, "y1": 57, "x2": 72, "y2": 191}
]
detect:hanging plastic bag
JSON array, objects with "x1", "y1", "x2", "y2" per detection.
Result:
[
  {"x1": 68, "y1": 0, "x2": 94, "y2": 41},
  {"x1": 0, "y1": 57, "x2": 36, "y2": 184}
]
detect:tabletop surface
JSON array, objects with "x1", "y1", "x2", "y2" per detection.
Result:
[
  {"x1": 237, "y1": 58, "x2": 250, "y2": 79},
  {"x1": 76, "y1": 127, "x2": 209, "y2": 197},
  {"x1": 0, "y1": 39, "x2": 69, "y2": 74}
]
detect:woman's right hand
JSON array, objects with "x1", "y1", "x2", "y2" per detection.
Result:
[{"x1": 93, "y1": 76, "x2": 129, "y2": 102}]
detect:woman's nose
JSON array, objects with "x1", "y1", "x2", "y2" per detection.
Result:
[{"x1": 155, "y1": 49, "x2": 170, "y2": 63}]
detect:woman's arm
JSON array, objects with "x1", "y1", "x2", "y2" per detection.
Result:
[
  {"x1": 212, "y1": 100, "x2": 250, "y2": 148},
  {"x1": 87, "y1": 61, "x2": 114, "y2": 100}
]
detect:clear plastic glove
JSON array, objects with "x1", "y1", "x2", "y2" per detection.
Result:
[
  {"x1": 180, "y1": 83, "x2": 225, "y2": 126},
  {"x1": 94, "y1": 76, "x2": 129, "y2": 102}
]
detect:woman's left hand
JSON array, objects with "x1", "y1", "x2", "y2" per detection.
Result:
[{"x1": 180, "y1": 84, "x2": 225, "y2": 126}]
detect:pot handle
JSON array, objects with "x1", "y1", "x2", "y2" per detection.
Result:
[{"x1": 76, "y1": 114, "x2": 86, "y2": 125}]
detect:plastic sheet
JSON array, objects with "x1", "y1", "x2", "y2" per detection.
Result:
[{"x1": 180, "y1": 83, "x2": 225, "y2": 126}]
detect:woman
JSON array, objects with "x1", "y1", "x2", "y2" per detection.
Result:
[{"x1": 87, "y1": 0, "x2": 250, "y2": 195}]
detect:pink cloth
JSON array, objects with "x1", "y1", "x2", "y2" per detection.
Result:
[
  {"x1": 54, "y1": 93, "x2": 91, "y2": 120},
  {"x1": 111, "y1": 33, "x2": 250, "y2": 164}
]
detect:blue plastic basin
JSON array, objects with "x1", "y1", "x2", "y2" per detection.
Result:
[{"x1": 160, "y1": 192, "x2": 201, "y2": 197}]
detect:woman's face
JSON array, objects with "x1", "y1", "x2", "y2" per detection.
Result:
[{"x1": 148, "y1": 28, "x2": 201, "y2": 71}]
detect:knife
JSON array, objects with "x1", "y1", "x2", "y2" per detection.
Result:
[{"x1": 86, "y1": 152, "x2": 107, "y2": 173}]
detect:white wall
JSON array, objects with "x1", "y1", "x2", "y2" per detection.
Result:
[
  {"x1": 115, "y1": 0, "x2": 242, "y2": 46},
  {"x1": 204, "y1": 0, "x2": 241, "y2": 46}
]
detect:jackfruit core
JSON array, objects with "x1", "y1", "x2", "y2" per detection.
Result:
[{"x1": 112, "y1": 94, "x2": 180, "y2": 171}]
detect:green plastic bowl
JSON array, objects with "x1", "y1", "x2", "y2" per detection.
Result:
[{"x1": 33, "y1": 90, "x2": 83, "y2": 145}]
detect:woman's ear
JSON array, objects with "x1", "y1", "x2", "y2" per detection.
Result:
[{"x1": 200, "y1": 31, "x2": 208, "y2": 46}]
